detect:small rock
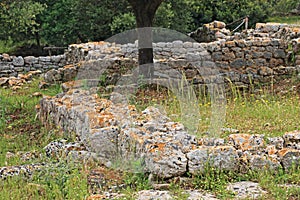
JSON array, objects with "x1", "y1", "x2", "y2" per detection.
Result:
[
  {"x1": 227, "y1": 181, "x2": 267, "y2": 199},
  {"x1": 0, "y1": 77, "x2": 9, "y2": 86},
  {"x1": 152, "y1": 183, "x2": 170, "y2": 190},
  {"x1": 32, "y1": 92, "x2": 43, "y2": 97},
  {"x1": 12, "y1": 86, "x2": 21, "y2": 91},
  {"x1": 38, "y1": 81, "x2": 50, "y2": 89},
  {"x1": 137, "y1": 190, "x2": 173, "y2": 200},
  {"x1": 186, "y1": 190, "x2": 219, "y2": 200},
  {"x1": 2, "y1": 53, "x2": 11, "y2": 62}
]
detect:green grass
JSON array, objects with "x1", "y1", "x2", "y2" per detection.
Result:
[
  {"x1": 0, "y1": 76, "x2": 91, "y2": 199},
  {"x1": 267, "y1": 15, "x2": 300, "y2": 25}
]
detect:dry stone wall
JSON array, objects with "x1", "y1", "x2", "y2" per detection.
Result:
[
  {"x1": 55, "y1": 23, "x2": 300, "y2": 88},
  {"x1": 0, "y1": 53, "x2": 65, "y2": 78},
  {"x1": 1, "y1": 23, "x2": 300, "y2": 89}
]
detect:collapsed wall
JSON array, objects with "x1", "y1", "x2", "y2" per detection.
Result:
[{"x1": 38, "y1": 87, "x2": 300, "y2": 178}]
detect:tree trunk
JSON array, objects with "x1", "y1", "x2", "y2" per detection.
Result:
[{"x1": 128, "y1": 0, "x2": 163, "y2": 78}]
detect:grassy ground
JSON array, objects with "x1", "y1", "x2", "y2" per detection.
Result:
[{"x1": 0, "y1": 76, "x2": 299, "y2": 199}]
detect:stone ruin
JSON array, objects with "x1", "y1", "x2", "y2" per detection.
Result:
[
  {"x1": 37, "y1": 87, "x2": 300, "y2": 179},
  {"x1": 1, "y1": 22, "x2": 300, "y2": 199},
  {"x1": 35, "y1": 22, "x2": 300, "y2": 178}
]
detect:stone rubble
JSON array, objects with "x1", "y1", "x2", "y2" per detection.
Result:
[
  {"x1": 37, "y1": 87, "x2": 300, "y2": 178},
  {"x1": 0, "y1": 70, "x2": 42, "y2": 89}
]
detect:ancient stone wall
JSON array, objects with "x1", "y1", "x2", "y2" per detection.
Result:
[
  {"x1": 0, "y1": 54, "x2": 65, "y2": 78},
  {"x1": 1, "y1": 22, "x2": 300, "y2": 88}
]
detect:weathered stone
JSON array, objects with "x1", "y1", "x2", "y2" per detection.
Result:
[
  {"x1": 230, "y1": 59, "x2": 245, "y2": 68},
  {"x1": 213, "y1": 21, "x2": 226, "y2": 29},
  {"x1": 252, "y1": 51, "x2": 264, "y2": 58},
  {"x1": 43, "y1": 69, "x2": 62, "y2": 83},
  {"x1": 267, "y1": 137, "x2": 284, "y2": 149},
  {"x1": 228, "y1": 134, "x2": 265, "y2": 151},
  {"x1": 278, "y1": 148, "x2": 300, "y2": 169},
  {"x1": 173, "y1": 40, "x2": 183, "y2": 48},
  {"x1": 1, "y1": 53, "x2": 11, "y2": 62},
  {"x1": 186, "y1": 190, "x2": 219, "y2": 200},
  {"x1": 236, "y1": 40, "x2": 246, "y2": 48},
  {"x1": 225, "y1": 41, "x2": 235, "y2": 47},
  {"x1": 273, "y1": 49, "x2": 286, "y2": 59},
  {"x1": 0, "y1": 77, "x2": 9, "y2": 86},
  {"x1": 249, "y1": 155, "x2": 280, "y2": 170},
  {"x1": 24, "y1": 56, "x2": 38, "y2": 64},
  {"x1": 39, "y1": 56, "x2": 51, "y2": 62},
  {"x1": 145, "y1": 146, "x2": 187, "y2": 178},
  {"x1": 183, "y1": 42, "x2": 193, "y2": 48},
  {"x1": 258, "y1": 66, "x2": 273, "y2": 76},
  {"x1": 254, "y1": 58, "x2": 267, "y2": 66},
  {"x1": 211, "y1": 52, "x2": 223, "y2": 61},
  {"x1": 187, "y1": 146, "x2": 238, "y2": 174},
  {"x1": 227, "y1": 181, "x2": 267, "y2": 199},
  {"x1": 223, "y1": 52, "x2": 236, "y2": 61},
  {"x1": 263, "y1": 52, "x2": 273, "y2": 59},
  {"x1": 283, "y1": 130, "x2": 300, "y2": 145},
  {"x1": 270, "y1": 58, "x2": 284, "y2": 67},
  {"x1": 137, "y1": 190, "x2": 173, "y2": 200},
  {"x1": 12, "y1": 56, "x2": 24, "y2": 66}
]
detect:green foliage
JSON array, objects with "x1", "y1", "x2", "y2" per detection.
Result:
[
  {"x1": 110, "y1": 13, "x2": 136, "y2": 35},
  {"x1": 185, "y1": 0, "x2": 272, "y2": 29},
  {"x1": 1, "y1": 0, "x2": 300, "y2": 48},
  {"x1": 0, "y1": 0, "x2": 46, "y2": 42},
  {"x1": 40, "y1": 0, "x2": 130, "y2": 46},
  {"x1": 154, "y1": 0, "x2": 194, "y2": 33},
  {"x1": 270, "y1": 0, "x2": 299, "y2": 15}
]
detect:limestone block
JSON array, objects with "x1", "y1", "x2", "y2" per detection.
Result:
[
  {"x1": 213, "y1": 21, "x2": 226, "y2": 29},
  {"x1": 230, "y1": 58, "x2": 246, "y2": 68},
  {"x1": 283, "y1": 130, "x2": 300, "y2": 149},
  {"x1": 268, "y1": 137, "x2": 284, "y2": 149},
  {"x1": 223, "y1": 52, "x2": 236, "y2": 61},
  {"x1": 273, "y1": 49, "x2": 286, "y2": 59},
  {"x1": 228, "y1": 134, "x2": 265, "y2": 151},
  {"x1": 258, "y1": 66, "x2": 273, "y2": 76},
  {"x1": 227, "y1": 181, "x2": 267, "y2": 199},
  {"x1": 145, "y1": 145, "x2": 187, "y2": 178},
  {"x1": 12, "y1": 56, "x2": 24, "y2": 66},
  {"x1": 249, "y1": 154, "x2": 281, "y2": 170},
  {"x1": 137, "y1": 190, "x2": 172, "y2": 200},
  {"x1": 278, "y1": 148, "x2": 300, "y2": 169},
  {"x1": 173, "y1": 40, "x2": 183, "y2": 48},
  {"x1": 39, "y1": 56, "x2": 51, "y2": 63},
  {"x1": 225, "y1": 41, "x2": 235, "y2": 47},
  {"x1": 0, "y1": 77, "x2": 9, "y2": 86},
  {"x1": 24, "y1": 56, "x2": 38, "y2": 64},
  {"x1": 187, "y1": 146, "x2": 238, "y2": 174}
]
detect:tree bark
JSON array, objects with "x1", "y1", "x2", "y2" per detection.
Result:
[{"x1": 128, "y1": 0, "x2": 163, "y2": 78}]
